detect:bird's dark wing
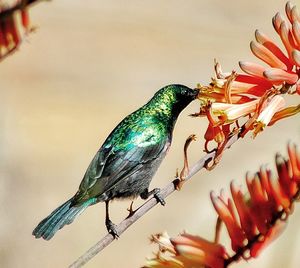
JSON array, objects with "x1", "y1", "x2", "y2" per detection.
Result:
[
  {"x1": 76, "y1": 125, "x2": 169, "y2": 202},
  {"x1": 77, "y1": 144, "x2": 113, "y2": 193}
]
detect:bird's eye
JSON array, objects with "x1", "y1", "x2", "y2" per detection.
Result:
[{"x1": 182, "y1": 89, "x2": 188, "y2": 95}]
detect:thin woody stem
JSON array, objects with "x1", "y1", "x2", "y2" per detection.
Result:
[{"x1": 68, "y1": 130, "x2": 240, "y2": 268}]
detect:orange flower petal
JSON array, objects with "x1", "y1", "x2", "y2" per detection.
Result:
[
  {"x1": 292, "y1": 49, "x2": 300, "y2": 66},
  {"x1": 291, "y1": 5, "x2": 300, "y2": 23},
  {"x1": 263, "y1": 68, "x2": 298, "y2": 84},
  {"x1": 175, "y1": 245, "x2": 225, "y2": 268},
  {"x1": 272, "y1": 12, "x2": 286, "y2": 34},
  {"x1": 151, "y1": 232, "x2": 177, "y2": 254},
  {"x1": 230, "y1": 181, "x2": 256, "y2": 240},
  {"x1": 255, "y1": 95, "x2": 286, "y2": 135},
  {"x1": 172, "y1": 233, "x2": 226, "y2": 257},
  {"x1": 210, "y1": 191, "x2": 246, "y2": 251},
  {"x1": 255, "y1": 30, "x2": 293, "y2": 70},
  {"x1": 259, "y1": 169, "x2": 279, "y2": 221},
  {"x1": 259, "y1": 167, "x2": 272, "y2": 197},
  {"x1": 276, "y1": 154, "x2": 297, "y2": 198},
  {"x1": 204, "y1": 124, "x2": 217, "y2": 141},
  {"x1": 235, "y1": 74, "x2": 273, "y2": 87},
  {"x1": 285, "y1": 1, "x2": 294, "y2": 24},
  {"x1": 269, "y1": 177, "x2": 291, "y2": 209},
  {"x1": 287, "y1": 143, "x2": 300, "y2": 182},
  {"x1": 250, "y1": 40, "x2": 287, "y2": 69},
  {"x1": 297, "y1": 81, "x2": 300, "y2": 94},
  {"x1": 145, "y1": 256, "x2": 183, "y2": 268},
  {"x1": 279, "y1": 21, "x2": 295, "y2": 60},
  {"x1": 268, "y1": 104, "x2": 300, "y2": 126},
  {"x1": 211, "y1": 99, "x2": 259, "y2": 123},
  {"x1": 7, "y1": 17, "x2": 20, "y2": 46},
  {"x1": 250, "y1": 221, "x2": 286, "y2": 258},
  {"x1": 292, "y1": 21, "x2": 300, "y2": 47},
  {"x1": 1, "y1": 20, "x2": 11, "y2": 48},
  {"x1": 172, "y1": 235, "x2": 227, "y2": 268},
  {"x1": 245, "y1": 175, "x2": 270, "y2": 234},
  {"x1": 239, "y1": 61, "x2": 266, "y2": 78}
]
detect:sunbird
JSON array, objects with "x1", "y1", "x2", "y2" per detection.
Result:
[{"x1": 33, "y1": 84, "x2": 198, "y2": 240}]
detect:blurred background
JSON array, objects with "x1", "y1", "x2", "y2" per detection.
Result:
[{"x1": 0, "y1": 0, "x2": 300, "y2": 267}]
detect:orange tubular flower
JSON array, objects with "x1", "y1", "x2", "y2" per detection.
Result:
[
  {"x1": 145, "y1": 143, "x2": 300, "y2": 268},
  {"x1": 0, "y1": 0, "x2": 35, "y2": 61},
  {"x1": 196, "y1": 1, "x2": 300, "y2": 153}
]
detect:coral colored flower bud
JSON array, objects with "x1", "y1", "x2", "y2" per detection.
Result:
[
  {"x1": 239, "y1": 61, "x2": 266, "y2": 78},
  {"x1": 255, "y1": 30, "x2": 292, "y2": 70},
  {"x1": 292, "y1": 21, "x2": 300, "y2": 47},
  {"x1": 250, "y1": 41, "x2": 287, "y2": 69},
  {"x1": 263, "y1": 68, "x2": 299, "y2": 84},
  {"x1": 272, "y1": 12, "x2": 286, "y2": 34},
  {"x1": 279, "y1": 21, "x2": 295, "y2": 59},
  {"x1": 210, "y1": 192, "x2": 246, "y2": 251},
  {"x1": 285, "y1": 1, "x2": 294, "y2": 23}
]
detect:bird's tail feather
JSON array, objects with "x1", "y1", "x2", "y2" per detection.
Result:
[{"x1": 32, "y1": 197, "x2": 96, "y2": 240}]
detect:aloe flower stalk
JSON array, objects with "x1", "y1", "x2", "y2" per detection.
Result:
[
  {"x1": 195, "y1": 1, "x2": 300, "y2": 158},
  {"x1": 144, "y1": 143, "x2": 300, "y2": 268}
]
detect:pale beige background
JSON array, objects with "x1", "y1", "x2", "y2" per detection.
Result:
[{"x1": 0, "y1": 0, "x2": 300, "y2": 267}]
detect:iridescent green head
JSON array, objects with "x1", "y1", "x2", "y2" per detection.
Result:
[{"x1": 148, "y1": 84, "x2": 199, "y2": 118}]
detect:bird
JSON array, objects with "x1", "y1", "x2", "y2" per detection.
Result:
[{"x1": 32, "y1": 84, "x2": 199, "y2": 240}]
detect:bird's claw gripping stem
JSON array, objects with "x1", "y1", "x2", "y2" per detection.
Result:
[
  {"x1": 140, "y1": 188, "x2": 166, "y2": 206},
  {"x1": 152, "y1": 188, "x2": 166, "y2": 206},
  {"x1": 105, "y1": 219, "x2": 119, "y2": 238},
  {"x1": 127, "y1": 201, "x2": 135, "y2": 217}
]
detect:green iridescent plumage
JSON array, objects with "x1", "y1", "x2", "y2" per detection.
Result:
[{"x1": 33, "y1": 84, "x2": 198, "y2": 240}]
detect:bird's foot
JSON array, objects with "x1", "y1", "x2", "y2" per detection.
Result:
[
  {"x1": 105, "y1": 219, "x2": 119, "y2": 239},
  {"x1": 127, "y1": 201, "x2": 135, "y2": 217},
  {"x1": 140, "y1": 188, "x2": 166, "y2": 206},
  {"x1": 151, "y1": 188, "x2": 166, "y2": 206},
  {"x1": 175, "y1": 178, "x2": 185, "y2": 190}
]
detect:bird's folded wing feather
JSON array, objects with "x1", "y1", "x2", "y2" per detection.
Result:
[{"x1": 77, "y1": 125, "x2": 168, "y2": 200}]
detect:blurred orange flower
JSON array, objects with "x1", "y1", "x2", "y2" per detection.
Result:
[
  {"x1": 0, "y1": 0, "x2": 35, "y2": 61},
  {"x1": 144, "y1": 143, "x2": 300, "y2": 268}
]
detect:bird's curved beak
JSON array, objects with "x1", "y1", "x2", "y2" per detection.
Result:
[{"x1": 191, "y1": 88, "x2": 200, "y2": 99}]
